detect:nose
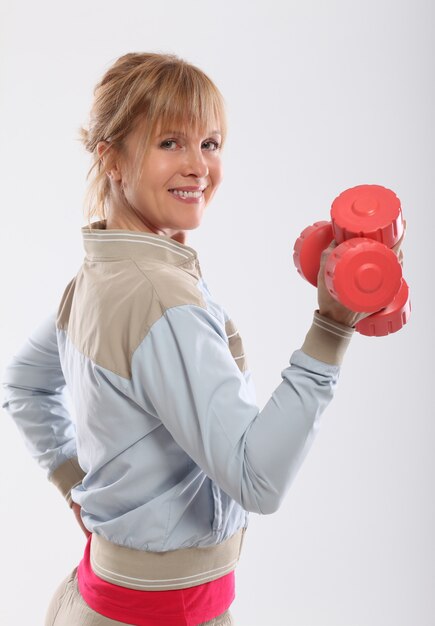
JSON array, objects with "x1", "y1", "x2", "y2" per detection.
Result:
[{"x1": 182, "y1": 146, "x2": 209, "y2": 179}]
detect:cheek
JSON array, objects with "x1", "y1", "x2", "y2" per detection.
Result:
[
  {"x1": 211, "y1": 160, "x2": 224, "y2": 187},
  {"x1": 139, "y1": 154, "x2": 172, "y2": 190}
]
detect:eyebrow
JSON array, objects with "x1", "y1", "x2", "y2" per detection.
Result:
[{"x1": 157, "y1": 130, "x2": 222, "y2": 137}]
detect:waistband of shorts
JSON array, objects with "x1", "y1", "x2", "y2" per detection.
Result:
[{"x1": 89, "y1": 527, "x2": 247, "y2": 591}]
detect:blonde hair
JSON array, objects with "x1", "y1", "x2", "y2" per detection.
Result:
[{"x1": 77, "y1": 52, "x2": 228, "y2": 227}]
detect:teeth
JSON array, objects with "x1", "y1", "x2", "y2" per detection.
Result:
[{"x1": 170, "y1": 189, "x2": 203, "y2": 198}]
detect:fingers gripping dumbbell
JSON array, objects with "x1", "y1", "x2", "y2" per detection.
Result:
[{"x1": 293, "y1": 184, "x2": 411, "y2": 336}]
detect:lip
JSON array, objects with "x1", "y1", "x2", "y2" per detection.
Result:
[{"x1": 168, "y1": 186, "x2": 206, "y2": 192}]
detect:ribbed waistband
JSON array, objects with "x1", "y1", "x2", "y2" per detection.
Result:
[{"x1": 90, "y1": 527, "x2": 247, "y2": 591}]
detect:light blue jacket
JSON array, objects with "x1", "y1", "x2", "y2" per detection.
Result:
[{"x1": 1, "y1": 220, "x2": 354, "y2": 552}]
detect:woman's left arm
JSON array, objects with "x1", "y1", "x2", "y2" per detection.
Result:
[{"x1": 1, "y1": 311, "x2": 86, "y2": 509}]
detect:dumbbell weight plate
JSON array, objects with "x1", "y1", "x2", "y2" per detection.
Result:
[
  {"x1": 324, "y1": 238, "x2": 403, "y2": 312},
  {"x1": 355, "y1": 279, "x2": 411, "y2": 336},
  {"x1": 331, "y1": 184, "x2": 404, "y2": 248},
  {"x1": 293, "y1": 221, "x2": 334, "y2": 286}
]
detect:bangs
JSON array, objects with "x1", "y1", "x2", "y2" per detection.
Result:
[{"x1": 153, "y1": 66, "x2": 226, "y2": 138}]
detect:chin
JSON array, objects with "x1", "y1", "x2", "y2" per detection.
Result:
[
  {"x1": 177, "y1": 214, "x2": 204, "y2": 231},
  {"x1": 185, "y1": 220, "x2": 202, "y2": 231},
  {"x1": 166, "y1": 219, "x2": 202, "y2": 241}
]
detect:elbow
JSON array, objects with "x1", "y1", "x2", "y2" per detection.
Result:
[
  {"x1": 258, "y1": 491, "x2": 284, "y2": 515},
  {"x1": 240, "y1": 479, "x2": 284, "y2": 515},
  {"x1": 242, "y1": 494, "x2": 282, "y2": 515},
  {"x1": 1, "y1": 359, "x2": 19, "y2": 389},
  {"x1": 1, "y1": 369, "x2": 14, "y2": 409},
  {"x1": 258, "y1": 500, "x2": 281, "y2": 515},
  {"x1": 239, "y1": 447, "x2": 289, "y2": 515},
  {"x1": 239, "y1": 453, "x2": 287, "y2": 515}
]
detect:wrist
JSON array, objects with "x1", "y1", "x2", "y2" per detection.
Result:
[
  {"x1": 317, "y1": 308, "x2": 358, "y2": 328},
  {"x1": 301, "y1": 310, "x2": 355, "y2": 365}
]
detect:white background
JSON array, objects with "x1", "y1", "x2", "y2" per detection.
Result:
[{"x1": 0, "y1": 1, "x2": 434, "y2": 625}]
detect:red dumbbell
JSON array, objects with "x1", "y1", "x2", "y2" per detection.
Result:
[{"x1": 293, "y1": 184, "x2": 411, "y2": 336}]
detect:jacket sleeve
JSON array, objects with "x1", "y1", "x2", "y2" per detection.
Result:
[
  {"x1": 133, "y1": 304, "x2": 355, "y2": 515},
  {"x1": 1, "y1": 311, "x2": 86, "y2": 508}
]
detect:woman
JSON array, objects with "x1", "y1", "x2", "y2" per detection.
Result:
[{"x1": 1, "y1": 52, "x2": 399, "y2": 626}]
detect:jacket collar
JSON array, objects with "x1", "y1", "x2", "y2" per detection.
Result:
[{"x1": 81, "y1": 219, "x2": 202, "y2": 278}]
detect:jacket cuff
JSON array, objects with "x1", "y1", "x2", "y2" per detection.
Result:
[
  {"x1": 301, "y1": 310, "x2": 355, "y2": 365},
  {"x1": 48, "y1": 456, "x2": 86, "y2": 508}
]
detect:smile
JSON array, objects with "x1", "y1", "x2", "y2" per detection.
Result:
[
  {"x1": 169, "y1": 189, "x2": 204, "y2": 198},
  {"x1": 168, "y1": 189, "x2": 205, "y2": 203}
]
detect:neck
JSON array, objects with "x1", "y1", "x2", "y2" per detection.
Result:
[{"x1": 105, "y1": 204, "x2": 187, "y2": 245}]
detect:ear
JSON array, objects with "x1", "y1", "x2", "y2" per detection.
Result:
[{"x1": 96, "y1": 141, "x2": 123, "y2": 182}]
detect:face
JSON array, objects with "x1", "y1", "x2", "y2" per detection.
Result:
[{"x1": 102, "y1": 119, "x2": 224, "y2": 239}]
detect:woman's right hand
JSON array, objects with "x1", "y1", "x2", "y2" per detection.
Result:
[{"x1": 71, "y1": 502, "x2": 91, "y2": 538}]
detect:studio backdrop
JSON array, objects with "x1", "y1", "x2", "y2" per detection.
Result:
[{"x1": 0, "y1": 1, "x2": 433, "y2": 625}]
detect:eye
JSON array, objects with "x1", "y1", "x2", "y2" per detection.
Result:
[
  {"x1": 159, "y1": 139, "x2": 221, "y2": 151},
  {"x1": 160, "y1": 139, "x2": 178, "y2": 150},
  {"x1": 202, "y1": 140, "x2": 221, "y2": 151}
]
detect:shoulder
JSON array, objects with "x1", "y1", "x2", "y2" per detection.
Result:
[
  {"x1": 55, "y1": 258, "x2": 212, "y2": 379},
  {"x1": 132, "y1": 258, "x2": 207, "y2": 313}
]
